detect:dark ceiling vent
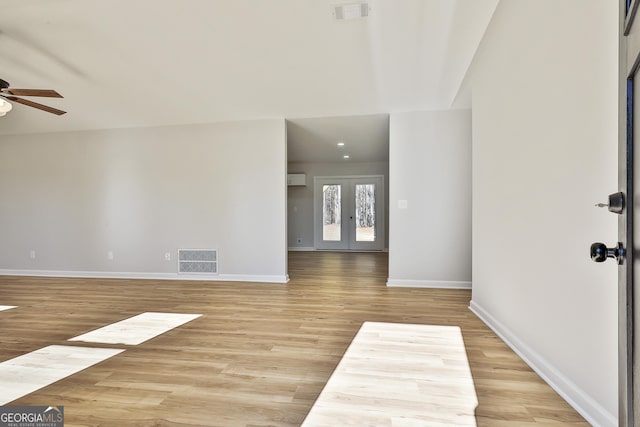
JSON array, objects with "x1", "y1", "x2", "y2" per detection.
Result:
[{"x1": 333, "y1": 2, "x2": 370, "y2": 20}]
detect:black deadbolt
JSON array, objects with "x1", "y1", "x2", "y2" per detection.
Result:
[
  {"x1": 595, "y1": 192, "x2": 625, "y2": 214},
  {"x1": 608, "y1": 192, "x2": 624, "y2": 214}
]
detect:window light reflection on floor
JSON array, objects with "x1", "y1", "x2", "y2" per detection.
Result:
[{"x1": 302, "y1": 322, "x2": 478, "y2": 426}]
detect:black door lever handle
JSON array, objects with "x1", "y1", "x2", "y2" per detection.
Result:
[{"x1": 590, "y1": 242, "x2": 625, "y2": 264}]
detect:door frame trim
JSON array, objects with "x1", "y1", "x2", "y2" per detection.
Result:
[
  {"x1": 625, "y1": 0, "x2": 639, "y2": 35},
  {"x1": 621, "y1": 0, "x2": 636, "y2": 424}
]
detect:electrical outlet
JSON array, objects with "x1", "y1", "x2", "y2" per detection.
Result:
[
  {"x1": 164, "y1": 252, "x2": 171, "y2": 261},
  {"x1": 107, "y1": 251, "x2": 114, "y2": 260},
  {"x1": 296, "y1": 238, "x2": 302, "y2": 244},
  {"x1": 29, "y1": 250, "x2": 36, "y2": 259}
]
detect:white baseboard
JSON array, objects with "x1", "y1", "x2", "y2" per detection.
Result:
[
  {"x1": 469, "y1": 300, "x2": 616, "y2": 427},
  {"x1": 288, "y1": 247, "x2": 316, "y2": 251},
  {"x1": 0, "y1": 269, "x2": 289, "y2": 284},
  {"x1": 386, "y1": 278, "x2": 471, "y2": 289}
]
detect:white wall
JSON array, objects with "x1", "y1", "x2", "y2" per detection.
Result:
[
  {"x1": 0, "y1": 119, "x2": 288, "y2": 282},
  {"x1": 388, "y1": 109, "x2": 471, "y2": 288},
  {"x1": 466, "y1": 1, "x2": 618, "y2": 425},
  {"x1": 287, "y1": 161, "x2": 389, "y2": 249}
]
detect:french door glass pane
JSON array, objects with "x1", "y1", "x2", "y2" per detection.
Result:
[
  {"x1": 355, "y1": 184, "x2": 375, "y2": 242},
  {"x1": 322, "y1": 184, "x2": 341, "y2": 241}
]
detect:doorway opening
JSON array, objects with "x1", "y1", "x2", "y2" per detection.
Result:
[{"x1": 286, "y1": 115, "x2": 390, "y2": 254}]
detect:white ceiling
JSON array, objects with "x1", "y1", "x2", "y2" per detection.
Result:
[
  {"x1": 0, "y1": 0, "x2": 498, "y2": 159},
  {"x1": 287, "y1": 114, "x2": 389, "y2": 163}
]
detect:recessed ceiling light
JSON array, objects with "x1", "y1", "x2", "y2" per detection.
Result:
[
  {"x1": 343, "y1": 155, "x2": 350, "y2": 159},
  {"x1": 337, "y1": 142, "x2": 345, "y2": 147}
]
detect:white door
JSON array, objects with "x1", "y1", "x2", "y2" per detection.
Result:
[{"x1": 314, "y1": 176, "x2": 384, "y2": 251}]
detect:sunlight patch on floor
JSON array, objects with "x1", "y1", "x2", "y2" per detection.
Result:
[
  {"x1": 302, "y1": 322, "x2": 478, "y2": 426},
  {"x1": 68, "y1": 312, "x2": 202, "y2": 345},
  {"x1": 0, "y1": 345, "x2": 124, "y2": 405}
]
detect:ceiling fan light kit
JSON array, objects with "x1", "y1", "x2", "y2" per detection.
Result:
[
  {"x1": 0, "y1": 78, "x2": 66, "y2": 116},
  {"x1": 0, "y1": 98, "x2": 12, "y2": 114}
]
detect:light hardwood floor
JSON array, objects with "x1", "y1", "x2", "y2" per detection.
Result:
[{"x1": 0, "y1": 252, "x2": 588, "y2": 426}]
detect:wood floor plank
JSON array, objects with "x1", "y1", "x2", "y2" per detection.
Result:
[{"x1": 0, "y1": 252, "x2": 589, "y2": 426}]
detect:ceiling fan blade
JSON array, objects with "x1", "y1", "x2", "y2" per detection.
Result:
[
  {"x1": 2, "y1": 88, "x2": 63, "y2": 98},
  {"x1": 5, "y1": 96, "x2": 66, "y2": 115}
]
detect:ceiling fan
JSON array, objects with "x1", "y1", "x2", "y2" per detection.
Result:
[{"x1": 0, "y1": 78, "x2": 66, "y2": 116}]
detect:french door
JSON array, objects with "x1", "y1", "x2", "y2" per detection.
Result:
[{"x1": 314, "y1": 176, "x2": 384, "y2": 251}]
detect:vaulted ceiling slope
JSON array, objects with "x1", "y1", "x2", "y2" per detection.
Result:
[{"x1": 0, "y1": 0, "x2": 498, "y2": 135}]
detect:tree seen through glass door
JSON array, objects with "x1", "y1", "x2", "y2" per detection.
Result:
[
  {"x1": 355, "y1": 184, "x2": 375, "y2": 242},
  {"x1": 322, "y1": 184, "x2": 341, "y2": 241}
]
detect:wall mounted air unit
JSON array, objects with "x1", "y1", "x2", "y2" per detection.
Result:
[{"x1": 287, "y1": 173, "x2": 306, "y2": 186}]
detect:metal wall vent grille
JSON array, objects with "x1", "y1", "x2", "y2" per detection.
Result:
[{"x1": 178, "y1": 249, "x2": 217, "y2": 274}]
